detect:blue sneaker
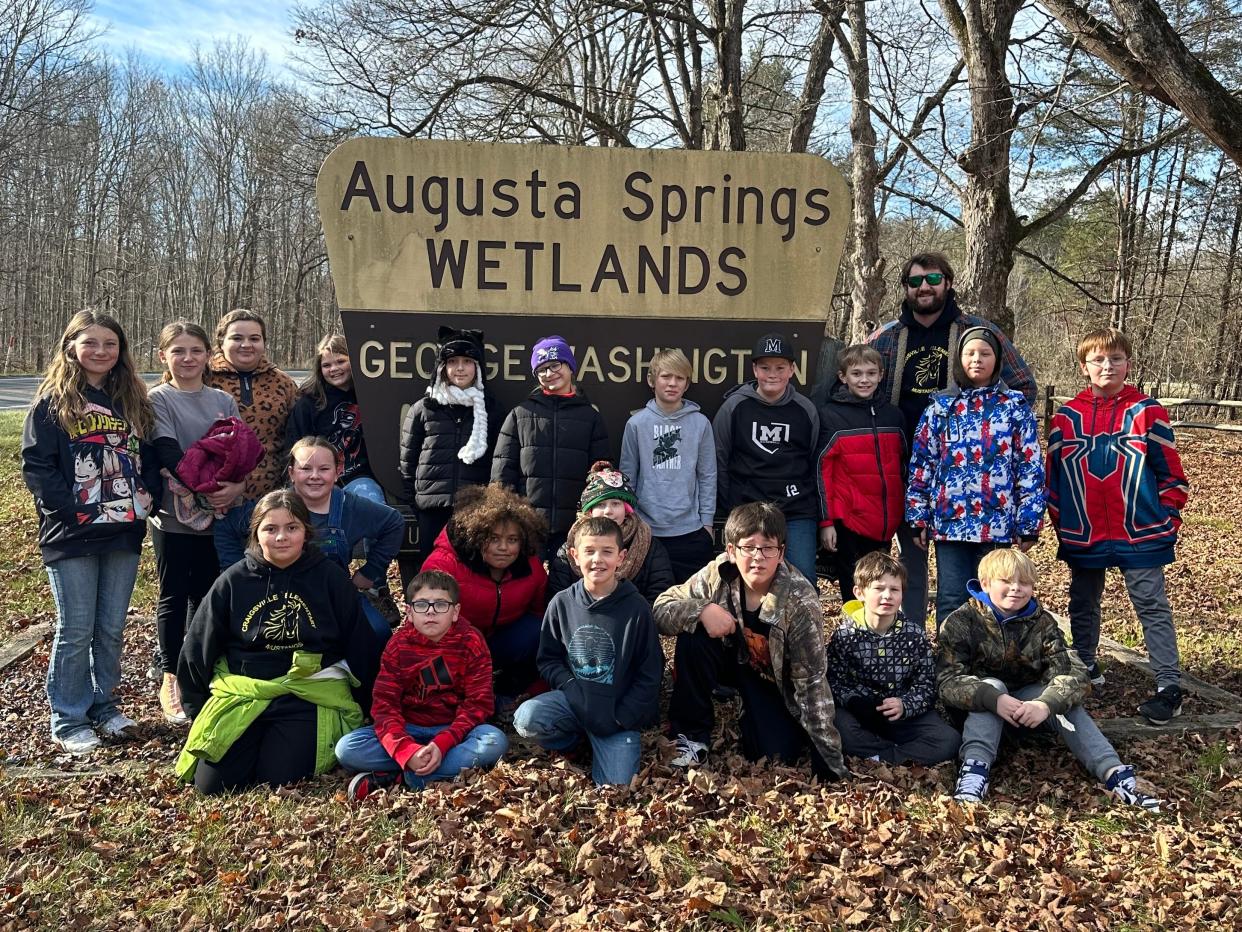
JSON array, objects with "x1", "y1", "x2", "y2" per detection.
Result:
[
  {"x1": 952, "y1": 759, "x2": 991, "y2": 804},
  {"x1": 1105, "y1": 765, "x2": 1162, "y2": 813}
]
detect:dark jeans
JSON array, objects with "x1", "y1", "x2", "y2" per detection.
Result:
[
  {"x1": 830, "y1": 523, "x2": 891, "y2": 605},
  {"x1": 486, "y1": 612, "x2": 543, "y2": 697},
  {"x1": 193, "y1": 694, "x2": 317, "y2": 795},
  {"x1": 398, "y1": 506, "x2": 454, "y2": 591},
  {"x1": 668, "y1": 623, "x2": 836, "y2": 779},
  {"x1": 834, "y1": 706, "x2": 960, "y2": 765},
  {"x1": 933, "y1": 540, "x2": 999, "y2": 630},
  {"x1": 152, "y1": 528, "x2": 220, "y2": 674},
  {"x1": 657, "y1": 528, "x2": 717, "y2": 584}
]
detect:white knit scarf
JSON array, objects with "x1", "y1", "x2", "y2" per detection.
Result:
[{"x1": 427, "y1": 371, "x2": 488, "y2": 464}]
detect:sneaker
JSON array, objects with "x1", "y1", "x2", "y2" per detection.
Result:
[
  {"x1": 952, "y1": 758, "x2": 991, "y2": 804},
  {"x1": 348, "y1": 770, "x2": 400, "y2": 801},
  {"x1": 97, "y1": 713, "x2": 138, "y2": 740},
  {"x1": 159, "y1": 673, "x2": 189, "y2": 725},
  {"x1": 1138, "y1": 684, "x2": 1184, "y2": 725},
  {"x1": 55, "y1": 728, "x2": 101, "y2": 755},
  {"x1": 1085, "y1": 663, "x2": 1106, "y2": 686},
  {"x1": 1105, "y1": 765, "x2": 1162, "y2": 813},
  {"x1": 669, "y1": 734, "x2": 708, "y2": 768}
]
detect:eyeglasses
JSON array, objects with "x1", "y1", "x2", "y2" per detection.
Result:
[
  {"x1": 408, "y1": 599, "x2": 457, "y2": 614},
  {"x1": 734, "y1": 544, "x2": 783, "y2": 559},
  {"x1": 1084, "y1": 355, "x2": 1128, "y2": 369},
  {"x1": 905, "y1": 273, "x2": 945, "y2": 287},
  {"x1": 536, "y1": 362, "x2": 566, "y2": 376}
]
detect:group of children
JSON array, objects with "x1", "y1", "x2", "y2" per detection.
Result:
[{"x1": 21, "y1": 293, "x2": 1187, "y2": 812}]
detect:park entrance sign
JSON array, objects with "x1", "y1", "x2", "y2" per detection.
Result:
[{"x1": 316, "y1": 139, "x2": 849, "y2": 497}]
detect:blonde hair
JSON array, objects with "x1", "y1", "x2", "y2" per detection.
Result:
[
  {"x1": 289, "y1": 435, "x2": 344, "y2": 471},
  {"x1": 977, "y1": 548, "x2": 1039, "y2": 586},
  {"x1": 157, "y1": 321, "x2": 212, "y2": 384},
  {"x1": 647, "y1": 348, "x2": 693, "y2": 383},
  {"x1": 1076, "y1": 328, "x2": 1133, "y2": 365},
  {"x1": 299, "y1": 333, "x2": 351, "y2": 410},
  {"x1": 35, "y1": 309, "x2": 153, "y2": 437},
  {"x1": 837, "y1": 344, "x2": 884, "y2": 374}
]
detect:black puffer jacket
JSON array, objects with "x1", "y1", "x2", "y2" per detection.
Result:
[
  {"x1": 491, "y1": 389, "x2": 610, "y2": 535},
  {"x1": 399, "y1": 394, "x2": 500, "y2": 510}
]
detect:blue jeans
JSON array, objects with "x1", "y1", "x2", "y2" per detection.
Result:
[
  {"x1": 933, "y1": 541, "x2": 998, "y2": 629},
  {"x1": 334, "y1": 722, "x2": 508, "y2": 789},
  {"x1": 44, "y1": 549, "x2": 140, "y2": 740},
  {"x1": 344, "y1": 476, "x2": 387, "y2": 505},
  {"x1": 958, "y1": 679, "x2": 1122, "y2": 781},
  {"x1": 513, "y1": 689, "x2": 641, "y2": 786},
  {"x1": 784, "y1": 518, "x2": 818, "y2": 585}
]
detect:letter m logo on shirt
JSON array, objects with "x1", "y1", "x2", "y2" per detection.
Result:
[{"x1": 751, "y1": 422, "x2": 791, "y2": 455}]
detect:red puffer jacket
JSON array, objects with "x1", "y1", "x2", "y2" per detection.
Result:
[
  {"x1": 815, "y1": 383, "x2": 907, "y2": 542},
  {"x1": 420, "y1": 527, "x2": 548, "y2": 638}
]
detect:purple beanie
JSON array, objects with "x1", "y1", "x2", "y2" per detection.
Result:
[{"x1": 530, "y1": 335, "x2": 577, "y2": 374}]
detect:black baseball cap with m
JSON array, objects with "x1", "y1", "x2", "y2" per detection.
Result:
[{"x1": 752, "y1": 332, "x2": 796, "y2": 362}]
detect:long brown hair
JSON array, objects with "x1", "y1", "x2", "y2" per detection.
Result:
[
  {"x1": 298, "y1": 333, "x2": 351, "y2": 411},
  {"x1": 35, "y1": 309, "x2": 153, "y2": 437},
  {"x1": 157, "y1": 320, "x2": 212, "y2": 384},
  {"x1": 247, "y1": 489, "x2": 315, "y2": 553}
]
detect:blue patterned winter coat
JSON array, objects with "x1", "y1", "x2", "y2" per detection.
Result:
[{"x1": 905, "y1": 381, "x2": 1045, "y2": 543}]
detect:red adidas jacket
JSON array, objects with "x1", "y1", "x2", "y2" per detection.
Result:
[{"x1": 370, "y1": 615, "x2": 494, "y2": 767}]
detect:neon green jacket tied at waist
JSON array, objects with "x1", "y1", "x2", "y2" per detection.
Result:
[{"x1": 176, "y1": 652, "x2": 363, "y2": 782}]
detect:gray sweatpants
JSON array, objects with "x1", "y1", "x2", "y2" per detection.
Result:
[
  {"x1": 958, "y1": 680, "x2": 1122, "y2": 782},
  {"x1": 1067, "y1": 564, "x2": 1181, "y2": 689}
]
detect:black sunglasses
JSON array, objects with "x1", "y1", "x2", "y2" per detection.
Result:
[{"x1": 906, "y1": 273, "x2": 945, "y2": 287}]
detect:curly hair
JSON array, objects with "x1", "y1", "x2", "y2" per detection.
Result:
[{"x1": 447, "y1": 482, "x2": 547, "y2": 559}]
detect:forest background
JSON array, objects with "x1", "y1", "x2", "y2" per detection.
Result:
[{"x1": 3, "y1": 0, "x2": 1241, "y2": 395}]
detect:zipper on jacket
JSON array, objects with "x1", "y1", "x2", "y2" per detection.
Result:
[
  {"x1": 551, "y1": 399, "x2": 559, "y2": 531},
  {"x1": 492, "y1": 578, "x2": 503, "y2": 630},
  {"x1": 871, "y1": 403, "x2": 889, "y2": 536}
]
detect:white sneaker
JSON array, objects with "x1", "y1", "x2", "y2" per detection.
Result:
[
  {"x1": 97, "y1": 713, "x2": 138, "y2": 740},
  {"x1": 952, "y1": 758, "x2": 991, "y2": 804},
  {"x1": 670, "y1": 734, "x2": 708, "y2": 768},
  {"x1": 56, "y1": 729, "x2": 101, "y2": 755}
]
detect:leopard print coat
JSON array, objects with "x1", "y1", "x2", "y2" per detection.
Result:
[{"x1": 205, "y1": 352, "x2": 298, "y2": 501}]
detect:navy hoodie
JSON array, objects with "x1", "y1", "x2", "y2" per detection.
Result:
[{"x1": 537, "y1": 578, "x2": 663, "y2": 735}]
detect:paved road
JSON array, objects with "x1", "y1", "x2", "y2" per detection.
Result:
[{"x1": 0, "y1": 372, "x2": 310, "y2": 411}]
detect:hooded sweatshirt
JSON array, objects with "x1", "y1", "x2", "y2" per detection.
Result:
[
  {"x1": 826, "y1": 601, "x2": 937, "y2": 719},
  {"x1": 204, "y1": 352, "x2": 297, "y2": 501},
  {"x1": 935, "y1": 580, "x2": 1089, "y2": 715},
  {"x1": 21, "y1": 387, "x2": 163, "y2": 563},
  {"x1": 370, "y1": 614, "x2": 494, "y2": 767},
  {"x1": 906, "y1": 369, "x2": 1045, "y2": 543},
  {"x1": 620, "y1": 398, "x2": 717, "y2": 536},
  {"x1": 1046, "y1": 384, "x2": 1188, "y2": 568},
  {"x1": 537, "y1": 578, "x2": 663, "y2": 736},
  {"x1": 712, "y1": 381, "x2": 819, "y2": 520},
  {"x1": 177, "y1": 546, "x2": 367, "y2": 718},
  {"x1": 866, "y1": 294, "x2": 1038, "y2": 447},
  {"x1": 285, "y1": 383, "x2": 374, "y2": 485}
]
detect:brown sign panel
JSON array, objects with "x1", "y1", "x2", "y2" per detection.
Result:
[{"x1": 316, "y1": 140, "x2": 850, "y2": 498}]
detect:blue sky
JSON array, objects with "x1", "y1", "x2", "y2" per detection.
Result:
[{"x1": 88, "y1": 0, "x2": 297, "y2": 74}]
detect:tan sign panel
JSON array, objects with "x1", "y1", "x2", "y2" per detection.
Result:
[{"x1": 317, "y1": 139, "x2": 848, "y2": 319}]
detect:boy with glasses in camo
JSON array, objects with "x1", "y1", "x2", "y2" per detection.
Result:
[
  {"x1": 337, "y1": 570, "x2": 508, "y2": 800},
  {"x1": 654, "y1": 502, "x2": 848, "y2": 780},
  {"x1": 1047, "y1": 328, "x2": 1189, "y2": 726}
]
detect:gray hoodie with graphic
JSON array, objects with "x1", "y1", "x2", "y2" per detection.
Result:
[{"x1": 620, "y1": 399, "x2": 717, "y2": 536}]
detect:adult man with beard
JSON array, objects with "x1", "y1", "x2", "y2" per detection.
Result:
[{"x1": 866, "y1": 251, "x2": 1037, "y2": 628}]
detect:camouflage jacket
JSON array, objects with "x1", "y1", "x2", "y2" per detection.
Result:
[
  {"x1": 653, "y1": 555, "x2": 847, "y2": 778},
  {"x1": 935, "y1": 586, "x2": 1089, "y2": 715}
]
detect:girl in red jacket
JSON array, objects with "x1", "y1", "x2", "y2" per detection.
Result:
[{"x1": 421, "y1": 483, "x2": 548, "y2": 708}]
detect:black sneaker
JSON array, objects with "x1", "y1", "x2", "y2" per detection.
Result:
[
  {"x1": 1085, "y1": 663, "x2": 1106, "y2": 686},
  {"x1": 348, "y1": 770, "x2": 400, "y2": 801},
  {"x1": 1138, "y1": 685, "x2": 1184, "y2": 725}
]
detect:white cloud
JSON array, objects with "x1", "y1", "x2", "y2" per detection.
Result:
[{"x1": 87, "y1": 0, "x2": 296, "y2": 76}]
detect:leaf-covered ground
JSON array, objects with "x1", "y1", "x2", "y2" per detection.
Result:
[{"x1": 2, "y1": 417, "x2": 1242, "y2": 929}]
